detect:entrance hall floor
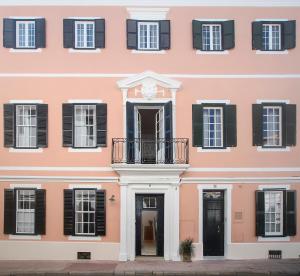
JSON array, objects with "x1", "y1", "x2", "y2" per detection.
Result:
[{"x1": 0, "y1": 259, "x2": 300, "y2": 275}]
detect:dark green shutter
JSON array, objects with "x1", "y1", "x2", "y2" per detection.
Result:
[
  {"x1": 192, "y1": 20, "x2": 203, "y2": 50},
  {"x1": 63, "y1": 19, "x2": 74, "y2": 48},
  {"x1": 37, "y1": 104, "x2": 48, "y2": 148},
  {"x1": 127, "y1": 19, "x2": 137, "y2": 49},
  {"x1": 64, "y1": 189, "x2": 74, "y2": 236},
  {"x1": 252, "y1": 21, "x2": 263, "y2": 50},
  {"x1": 252, "y1": 104, "x2": 263, "y2": 146},
  {"x1": 192, "y1": 104, "x2": 203, "y2": 147},
  {"x1": 35, "y1": 189, "x2": 46, "y2": 235},
  {"x1": 96, "y1": 190, "x2": 106, "y2": 236},
  {"x1": 95, "y1": 19, "x2": 105, "y2": 48},
  {"x1": 4, "y1": 104, "x2": 15, "y2": 148},
  {"x1": 35, "y1": 18, "x2": 46, "y2": 48},
  {"x1": 285, "y1": 190, "x2": 296, "y2": 236},
  {"x1": 96, "y1": 103, "x2": 107, "y2": 147},
  {"x1": 224, "y1": 105, "x2": 237, "y2": 147},
  {"x1": 159, "y1": 20, "x2": 170, "y2": 50},
  {"x1": 255, "y1": 190, "x2": 265, "y2": 236},
  {"x1": 126, "y1": 102, "x2": 135, "y2": 163},
  {"x1": 285, "y1": 104, "x2": 296, "y2": 146},
  {"x1": 3, "y1": 18, "x2": 16, "y2": 48},
  {"x1": 222, "y1": 20, "x2": 235, "y2": 50},
  {"x1": 283, "y1": 20, "x2": 296, "y2": 50},
  {"x1": 164, "y1": 101, "x2": 173, "y2": 164},
  {"x1": 4, "y1": 189, "x2": 16, "y2": 234},
  {"x1": 62, "y1": 104, "x2": 73, "y2": 147}
]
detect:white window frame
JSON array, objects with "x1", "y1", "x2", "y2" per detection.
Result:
[
  {"x1": 74, "y1": 189, "x2": 96, "y2": 236},
  {"x1": 74, "y1": 21, "x2": 95, "y2": 49},
  {"x1": 16, "y1": 189, "x2": 35, "y2": 234},
  {"x1": 143, "y1": 196, "x2": 157, "y2": 209},
  {"x1": 137, "y1": 21, "x2": 159, "y2": 50},
  {"x1": 262, "y1": 24, "x2": 282, "y2": 51},
  {"x1": 203, "y1": 107, "x2": 224, "y2": 148},
  {"x1": 202, "y1": 24, "x2": 222, "y2": 51},
  {"x1": 16, "y1": 21, "x2": 36, "y2": 49},
  {"x1": 262, "y1": 105, "x2": 282, "y2": 147},
  {"x1": 264, "y1": 190, "x2": 283, "y2": 237}
]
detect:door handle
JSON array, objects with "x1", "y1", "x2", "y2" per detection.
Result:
[{"x1": 217, "y1": 225, "x2": 220, "y2": 233}]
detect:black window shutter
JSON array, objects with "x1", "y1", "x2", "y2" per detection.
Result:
[
  {"x1": 35, "y1": 18, "x2": 46, "y2": 48},
  {"x1": 285, "y1": 190, "x2": 296, "y2": 236},
  {"x1": 4, "y1": 189, "x2": 16, "y2": 234},
  {"x1": 95, "y1": 19, "x2": 105, "y2": 49},
  {"x1": 126, "y1": 102, "x2": 135, "y2": 163},
  {"x1": 255, "y1": 190, "x2": 265, "y2": 236},
  {"x1": 127, "y1": 19, "x2": 137, "y2": 49},
  {"x1": 63, "y1": 19, "x2": 74, "y2": 48},
  {"x1": 252, "y1": 104, "x2": 263, "y2": 146},
  {"x1": 35, "y1": 189, "x2": 46, "y2": 235},
  {"x1": 285, "y1": 104, "x2": 296, "y2": 146},
  {"x1": 96, "y1": 103, "x2": 107, "y2": 147},
  {"x1": 3, "y1": 18, "x2": 16, "y2": 48},
  {"x1": 96, "y1": 190, "x2": 106, "y2": 236},
  {"x1": 64, "y1": 189, "x2": 74, "y2": 236},
  {"x1": 222, "y1": 20, "x2": 235, "y2": 50},
  {"x1": 62, "y1": 104, "x2": 74, "y2": 147},
  {"x1": 192, "y1": 104, "x2": 203, "y2": 147},
  {"x1": 192, "y1": 20, "x2": 203, "y2": 50},
  {"x1": 252, "y1": 21, "x2": 263, "y2": 50},
  {"x1": 4, "y1": 104, "x2": 15, "y2": 148},
  {"x1": 164, "y1": 101, "x2": 173, "y2": 164},
  {"x1": 283, "y1": 20, "x2": 296, "y2": 50},
  {"x1": 224, "y1": 105, "x2": 237, "y2": 147},
  {"x1": 37, "y1": 104, "x2": 48, "y2": 148},
  {"x1": 159, "y1": 20, "x2": 171, "y2": 50}
]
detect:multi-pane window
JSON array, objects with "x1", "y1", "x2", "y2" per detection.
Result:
[
  {"x1": 16, "y1": 105, "x2": 37, "y2": 148},
  {"x1": 262, "y1": 24, "x2": 281, "y2": 51},
  {"x1": 262, "y1": 106, "x2": 282, "y2": 147},
  {"x1": 75, "y1": 21, "x2": 95, "y2": 49},
  {"x1": 202, "y1": 24, "x2": 222, "y2": 51},
  {"x1": 143, "y1": 197, "x2": 157, "y2": 209},
  {"x1": 203, "y1": 107, "x2": 223, "y2": 148},
  {"x1": 74, "y1": 105, "x2": 96, "y2": 148},
  {"x1": 138, "y1": 22, "x2": 159, "y2": 50},
  {"x1": 264, "y1": 191, "x2": 283, "y2": 236},
  {"x1": 16, "y1": 21, "x2": 35, "y2": 48},
  {"x1": 16, "y1": 190, "x2": 35, "y2": 234},
  {"x1": 75, "y1": 190, "x2": 96, "y2": 235}
]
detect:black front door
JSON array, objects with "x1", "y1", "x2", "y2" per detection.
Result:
[
  {"x1": 136, "y1": 194, "x2": 164, "y2": 257},
  {"x1": 203, "y1": 190, "x2": 224, "y2": 256}
]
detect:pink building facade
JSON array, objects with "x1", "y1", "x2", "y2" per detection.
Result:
[{"x1": 0, "y1": 0, "x2": 299, "y2": 261}]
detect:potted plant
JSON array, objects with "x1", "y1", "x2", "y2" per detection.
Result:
[{"x1": 179, "y1": 238, "x2": 194, "y2": 262}]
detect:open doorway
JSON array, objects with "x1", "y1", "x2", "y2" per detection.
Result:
[{"x1": 141, "y1": 210, "x2": 157, "y2": 255}]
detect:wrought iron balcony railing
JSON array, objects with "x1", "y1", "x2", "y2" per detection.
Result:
[{"x1": 112, "y1": 138, "x2": 189, "y2": 164}]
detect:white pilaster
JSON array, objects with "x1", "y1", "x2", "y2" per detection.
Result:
[{"x1": 119, "y1": 183, "x2": 128, "y2": 261}]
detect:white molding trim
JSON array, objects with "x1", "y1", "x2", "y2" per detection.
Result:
[
  {"x1": 188, "y1": 167, "x2": 300, "y2": 172},
  {"x1": 68, "y1": 236, "x2": 102, "y2": 241},
  {"x1": 9, "y1": 148, "x2": 43, "y2": 153},
  {"x1": 68, "y1": 184, "x2": 102, "y2": 189},
  {"x1": 197, "y1": 148, "x2": 231, "y2": 152},
  {"x1": 1, "y1": 176, "x2": 118, "y2": 183},
  {"x1": 257, "y1": 146, "x2": 290, "y2": 152},
  {"x1": 0, "y1": 166, "x2": 113, "y2": 171},
  {"x1": 256, "y1": 99, "x2": 290, "y2": 104},
  {"x1": 196, "y1": 50, "x2": 229, "y2": 55},
  {"x1": 195, "y1": 18, "x2": 228, "y2": 21},
  {"x1": 126, "y1": 98, "x2": 171, "y2": 103},
  {"x1": 68, "y1": 49, "x2": 101, "y2": 53},
  {"x1": 68, "y1": 99, "x2": 103, "y2": 103},
  {"x1": 256, "y1": 50, "x2": 288, "y2": 55},
  {"x1": 67, "y1": 17, "x2": 102, "y2": 19},
  {"x1": 9, "y1": 49, "x2": 42, "y2": 53},
  {"x1": 10, "y1": 183, "x2": 42, "y2": 189},
  {"x1": 68, "y1": 148, "x2": 102, "y2": 152},
  {"x1": 196, "y1": 99, "x2": 230, "y2": 104},
  {"x1": 258, "y1": 236, "x2": 290, "y2": 242},
  {"x1": 9, "y1": 100, "x2": 43, "y2": 104},
  {"x1": 9, "y1": 235, "x2": 41, "y2": 240},
  {"x1": 258, "y1": 184, "x2": 290, "y2": 190},
  {"x1": 127, "y1": 7, "x2": 169, "y2": 20},
  {"x1": 131, "y1": 50, "x2": 166, "y2": 54}
]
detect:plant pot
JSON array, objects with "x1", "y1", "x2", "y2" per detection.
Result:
[{"x1": 182, "y1": 253, "x2": 192, "y2": 262}]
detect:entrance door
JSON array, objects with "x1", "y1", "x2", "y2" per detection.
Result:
[
  {"x1": 155, "y1": 107, "x2": 164, "y2": 163},
  {"x1": 136, "y1": 194, "x2": 164, "y2": 257},
  {"x1": 203, "y1": 190, "x2": 224, "y2": 256}
]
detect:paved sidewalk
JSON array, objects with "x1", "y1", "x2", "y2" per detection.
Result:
[{"x1": 0, "y1": 259, "x2": 300, "y2": 275}]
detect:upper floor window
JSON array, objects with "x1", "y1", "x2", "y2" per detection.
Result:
[
  {"x1": 203, "y1": 107, "x2": 223, "y2": 148},
  {"x1": 16, "y1": 21, "x2": 35, "y2": 48},
  {"x1": 202, "y1": 24, "x2": 222, "y2": 51},
  {"x1": 262, "y1": 106, "x2": 282, "y2": 147},
  {"x1": 138, "y1": 22, "x2": 159, "y2": 50},
  {"x1": 75, "y1": 21, "x2": 95, "y2": 49},
  {"x1": 262, "y1": 24, "x2": 281, "y2": 51}
]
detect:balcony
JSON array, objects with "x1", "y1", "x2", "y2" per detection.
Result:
[{"x1": 112, "y1": 138, "x2": 189, "y2": 165}]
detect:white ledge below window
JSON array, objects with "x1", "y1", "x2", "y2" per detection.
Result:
[
  {"x1": 196, "y1": 50, "x2": 229, "y2": 55},
  {"x1": 9, "y1": 235, "x2": 41, "y2": 240},
  {"x1": 257, "y1": 146, "x2": 290, "y2": 152},
  {"x1": 9, "y1": 148, "x2": 43, "y2": 153},
  {"x1": 197, "y1": 147, "x2": 231, "y2": 152},
  {"x1": 9, "y1": 49, "x2": 42, "y2": 53},
  {"x1": 256, "y1": 50, "x2": 288, "y2": 55},
  {"x1": 258, "y1": 236, "x2": 290, "y2": 242},
  {"x1": 68, "y1": 49, "x2": 101, "y2": 53},
  {"x1": 68, "y1": 148, "x2": 102, "y2": 152},
  {"x1": 68, "y1": 236, "x2": 102, "y2": 241},
  {"x1": 131, "y1": 50, "x2": 166, "y2": 54}
]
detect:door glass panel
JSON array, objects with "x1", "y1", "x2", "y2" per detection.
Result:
[{"x1": 141, "y1": 210, "x2": 157, "y2": 256}]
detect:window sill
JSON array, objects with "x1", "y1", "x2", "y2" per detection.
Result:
[
  {"x1": 68, "y1": 49, "x2": 102, "y2": 53},
  {"x1": 68, "y1": 236, "x2": 102, "y2": 241},
  {"x1": 257, "y1": 146, "x2": 290, "y2": 152},
  {"x1": 196, "y1": 50, "x2": 229, "y2": 55},
  {"x1": 131, "y1": 50, "x2": 166, "y2": 54},
  {"x1": 9, "y1": 148, "x2": 43, "y2": 153},
  {"x1": 258, "y1": 236, "x2": 290, "y2": 242},
  {"x1": 9, "y1": 49, "x2": 42, "y2": 53},
  {"x1": 197, "y1": 147, "x2": 231, "y2": 152},
  {"x1": 9, "y1": 235, "x2": 41, "y2": 240},
  {"x1": 68, "y1": 148, "x2": 102, "y2": 152},
  {"x1": 256, "y1": 50, "x2": 288, "y2": 55}
]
